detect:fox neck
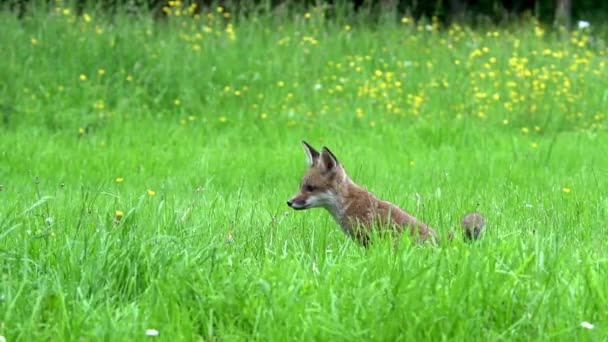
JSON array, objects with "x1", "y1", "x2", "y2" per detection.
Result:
[{"x1": 322, "y1": 175, "x2": 372, "y2": 228}]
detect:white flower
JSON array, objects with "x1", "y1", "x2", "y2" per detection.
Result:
[
  {"x1": 577, "y1": 21, "x2": 590, "y2": 30},
  {"x1": 314, "y1": 83, "x2": 323, "y2": 90},
  {"x1": 146, "y1": 329, "x2": 159, "y2": 336},
  {"x1": 581, "y1": 321, "x2": 595, "y2": 330},
  {"x1": 0, "y1": 335, "x2": 6, "y2": 342}
]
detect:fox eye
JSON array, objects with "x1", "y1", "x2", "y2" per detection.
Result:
[{"x1": 304, "y1": 185, "x2": 316, "y2": 192}]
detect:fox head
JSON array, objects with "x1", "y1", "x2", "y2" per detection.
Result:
[{"x1": 287, "y1": 141, "x2": 345, "y2": 211}]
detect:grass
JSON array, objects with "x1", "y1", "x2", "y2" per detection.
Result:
[{"x1": 1, "y1": 1, "x2": 608, "y2": 340}]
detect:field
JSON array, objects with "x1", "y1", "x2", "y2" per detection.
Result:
[{"x1": 1, "y1": 1, "x2": 608, "y2": 340}]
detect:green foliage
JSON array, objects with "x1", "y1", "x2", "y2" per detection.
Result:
[
  {"x1": 0, "y1": 3, "x2": 607, "y2": 340},
  {"x1": 4, "y1": 0, "x2": 608, "y2": 24}
]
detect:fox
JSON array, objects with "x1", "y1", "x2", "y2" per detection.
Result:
[{"x1": 287, "y1": 141, "x2": 486, "y2": 246}]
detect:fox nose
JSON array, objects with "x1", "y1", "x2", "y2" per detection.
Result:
[{"x1": 287, "y1": 200, "x2": 293, "y2": 207}]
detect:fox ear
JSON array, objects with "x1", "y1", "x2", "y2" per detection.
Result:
[
  {"x1": 301, "y1": 140, "x2": 320, "y2": 166},
  {"x1": 320, "y1": 147, "x2": 339, "y2": 173}
]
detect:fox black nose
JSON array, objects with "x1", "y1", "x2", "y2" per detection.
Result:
[{"x1": 287, "y1": 200, "x2": 293, "y2": 207}]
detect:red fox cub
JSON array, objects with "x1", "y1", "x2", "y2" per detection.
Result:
[{"x1": 287, "y1": 141, "x2": 486, "y2": 246}]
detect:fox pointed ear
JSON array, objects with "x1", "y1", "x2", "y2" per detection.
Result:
[
  {"x1": 301, "y1": 140, "x2": 320, "y2": 166},
  {"x1": 320, "y1": 147, "x2": 339, "y2": 173}
]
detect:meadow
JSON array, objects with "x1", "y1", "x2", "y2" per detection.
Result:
[{"x1": 1, "y1": 1, "x2": 608, "y2": 340}]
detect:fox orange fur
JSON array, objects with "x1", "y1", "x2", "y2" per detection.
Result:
[{"x1": 287, "y1": 141, "x2": 485, "y2": 246}]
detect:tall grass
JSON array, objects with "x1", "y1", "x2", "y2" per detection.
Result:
[{"x1": 0, "y1": 1, "x2": 607, "y2": 340}]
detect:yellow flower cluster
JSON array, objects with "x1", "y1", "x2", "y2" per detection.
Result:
[{"x1": 43, "y1": 2, "x2": 606, "y2": 132}]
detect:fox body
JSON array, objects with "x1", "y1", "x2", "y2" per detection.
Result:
[{"x1": 287, "y1": 141, "x2": 485, "y2": 246}]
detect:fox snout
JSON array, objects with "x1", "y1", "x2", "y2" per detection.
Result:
[{"x1": 287, "y1": 195, "x2": 308, "y2": 210}]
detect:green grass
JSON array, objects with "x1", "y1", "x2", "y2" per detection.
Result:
[{"x1": 1, "y1": 2, "x2": 608, "y2": 340}]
